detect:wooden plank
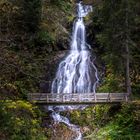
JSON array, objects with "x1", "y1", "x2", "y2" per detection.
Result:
[{"x1": 28, "y1": 93, "x2": 128, "y2": 104}]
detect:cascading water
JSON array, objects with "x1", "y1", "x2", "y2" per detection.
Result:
[{"x1": 49, "y1": 2, "x2": 99, "y2": 140}]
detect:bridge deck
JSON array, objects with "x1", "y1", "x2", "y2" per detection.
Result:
[{"x1": 28, "y1": 93, "x2": 128, "y2": 105}]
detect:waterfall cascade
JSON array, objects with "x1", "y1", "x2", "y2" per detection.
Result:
[
  {"x1": 49, "y1": 2, "x2": 99, "y2": 140},
  {"x1": 51, "y1": 2, "x2": 99, "y2": 94}
]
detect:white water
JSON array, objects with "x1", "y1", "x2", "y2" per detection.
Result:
[{"x1": 49, "y1": 2, "x2": 99, "y2": 140}]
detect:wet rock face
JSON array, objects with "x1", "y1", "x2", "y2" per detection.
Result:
[
  {"x1": 40, "y1": 51, "x2": 68, "y2": 93},
  {"x1": 50, "y1": 124, "x2": 77, "y2": 140},
  {"x1": 42, "y1": 115, "x2": 91, "y2": 140},
  {"x1": 40, "y1": 81, "x2": 52, "y2": 93}
]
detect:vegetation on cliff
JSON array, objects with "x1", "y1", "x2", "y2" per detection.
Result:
[{"x1": 69, "y1": 102, "x2": 140, "y2": 139}]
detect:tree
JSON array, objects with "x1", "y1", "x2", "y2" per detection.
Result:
[{"x1": 93, "y1": 0, "x2": 140, "y2": 94}]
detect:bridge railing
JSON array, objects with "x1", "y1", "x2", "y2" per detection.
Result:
[{"x1": 28, "y1": 93, "x2": 128, "y2": 104}]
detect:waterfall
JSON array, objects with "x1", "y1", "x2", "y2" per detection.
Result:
[
  {"x1": 49, "y1": 2, "x2": 99, "y2": 140},
  {"x1": 51, "y1": 2, "x2": 99, "y2": 94}
]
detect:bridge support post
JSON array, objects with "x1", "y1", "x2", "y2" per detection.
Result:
[
  {"x1": 125, "y1": 93, "x2": 129, "y2": 102},
  {"x1": 107, "y1": 93, "x2": 111, "y2": 102},
  {"x1": 94, "y1": 94, "x2": 97, "y2": 102},
  {"x1": 46, "y1": 94, "x2": 49, "y2": 102}
]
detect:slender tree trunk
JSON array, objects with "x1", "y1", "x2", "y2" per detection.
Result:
[
  {"x1": 125, "y1": 39, "x2": 131, "y2": 97},
  {"x1": 41, "y1": 0, "x2": 44, "y2": 20},
  {"x1": 125, "y1": 0, "x2": 132, "y2": 99}
]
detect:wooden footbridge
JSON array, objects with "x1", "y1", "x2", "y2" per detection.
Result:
[{"x1": 28, "y1": 93, "x2": 129, "y2": 105}]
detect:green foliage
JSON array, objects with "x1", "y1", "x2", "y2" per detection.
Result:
[
  {"x1": 21, "y1": 0, "x2": 41, "y2": 32},
  {"x1": 36, "y1": 30, "x2": 55, "y2": 46},
  {"x1": 87, "y1": 102, "x2": 140, "y2": 140},
  {"x1": 0, "y1": 46, "x2": 47, "y2": 99},
  {"x1": 0, "y1": 0, "x2": 74, "y2": 100},
  {"x1": 98, "y1": 68, "x2": 125, "y2": 93},
  {"x1": 50, "y1": 0, "x2": 72, "y2": 11},
  {"x1": 69, "y1": 105, "x2": 111, "y2": 130},
  {"x1": 0, "y1": 101, "x2": 47, "y2": 140},
  {"x1": 59, "y1": 1, "x2": 72, "y2": 13}
]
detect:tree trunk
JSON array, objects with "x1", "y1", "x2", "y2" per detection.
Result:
[
  {"x1": 125, "y1": 40, "x2": 131, "y2": 98},
  {"x1": 125, "y1": 0, "x2": 132, "y2": 99}
]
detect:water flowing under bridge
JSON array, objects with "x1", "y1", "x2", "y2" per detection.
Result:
[{"x1": 28, "y1": 93, "x2": 129, "y2": 105}]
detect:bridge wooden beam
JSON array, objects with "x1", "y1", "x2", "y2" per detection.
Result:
[{"x1": 28, "y1": 93, "x2": 129, "y2": 105}]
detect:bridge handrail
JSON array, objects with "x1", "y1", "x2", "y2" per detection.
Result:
[{"x1": 28, "y1": 93, "x2": 128, "y2": 104}]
